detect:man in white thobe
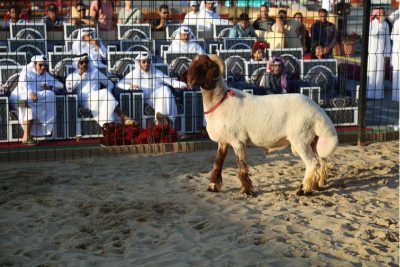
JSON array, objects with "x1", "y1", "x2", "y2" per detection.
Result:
[
  {"x1": 182, "y1": 1, "x2": 200, "y2": 25},
  {"x1": 197, "y1": 0, "x2": 230, "y2": 32},
  {"x1": 167, "y1": 26, "x2": 205, "y2": 54},
  {"x1": 10, "y1": 55, "x2": 63, "y2": 144},
  {"x1": 367, "y1": 8, "x2": 392, "y2": 99},
  {"x1": 65, "y1": 54, "x2": 133, "y2": 127},
  {"x1": 116, "y1": 52, "x2": 187, "y2": 124},
  {"x1": 71, "y1": 28, "x2": 107, "y2": 68},
  {"x1": 391, "y1": 17, "x2": 400, "y2": 102}
]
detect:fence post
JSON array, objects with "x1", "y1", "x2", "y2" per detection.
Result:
[{"x1": 357, "y1": 0, "x2": 371, "y2": 146}]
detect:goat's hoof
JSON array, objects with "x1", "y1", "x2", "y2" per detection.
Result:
[
  {"x1": 240, "y1": 187, "x2": 256, "y2": 197},
  {"x1": 207, "y1": 182, "x2": 222, "y2": 192},
  {"x1": 318, "y1": 180, "x2": 327, "y2": 189},
  {"x1": 314, "y1": 184, "x2": 325, "y2": 191},
  {"x1": 312, "y1": 183, "x2": 321, "y2": 191},
  {"x1": 296, "y1": 185, "x2": 313, "y2": 196}
]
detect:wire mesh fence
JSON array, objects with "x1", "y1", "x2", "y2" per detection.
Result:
[{"x1": 0, "y1": 0, "x2": 398, "y2": 161}]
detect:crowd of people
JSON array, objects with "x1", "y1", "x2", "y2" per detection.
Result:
[{"x1": 1, "y1": 0, "x2": 399, "y2": 145}]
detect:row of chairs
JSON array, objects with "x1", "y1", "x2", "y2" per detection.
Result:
[
  {"x1": 0, "y1": 85, "x2": 359, "y2": 143},
  {"x1": 0, "y1": 47, "x2": 340, "y2": 97},
  {"x1": 0, "y1": 90, "x2": 206, "y2": 143},
  {"x1": 9, "y1": 22, "x2": 234, "y2": 41}
]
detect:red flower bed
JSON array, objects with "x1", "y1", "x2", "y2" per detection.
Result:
[{"x1": 101, "y1": 123, "x2": 178, "y2": 146}]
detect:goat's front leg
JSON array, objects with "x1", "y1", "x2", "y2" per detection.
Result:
[
  {"x1": 232, "y1": 143, "x2": 255, "y2": 196},
  {"x1": 208, "y1": 142, "x2": 229, "y2": 192}
]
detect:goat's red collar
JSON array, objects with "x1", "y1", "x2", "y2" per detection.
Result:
[{"x1": 204, "y1": 89, "x2": 235, "y2": 115}]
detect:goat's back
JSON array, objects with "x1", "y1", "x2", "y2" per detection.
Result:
[{"x1": 205, "y1": 91, "x2": 336, "y2": 150}]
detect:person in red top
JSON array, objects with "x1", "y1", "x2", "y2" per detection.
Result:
[
  {"x1": 89, "y1": 0, "x2": 114, "y2": 31},
  {"x1": 304, "y1": 44, "x2": 327, "y2": 60},
  {"x1": 3, "y1": 5, "x2": 30, "y2": 29}
]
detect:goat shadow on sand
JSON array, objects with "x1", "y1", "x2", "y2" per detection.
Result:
[{"x1": 212, "y1": 146, "x2": 398, "y2": 197}]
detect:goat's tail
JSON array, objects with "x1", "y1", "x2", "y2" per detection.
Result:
[{"x1": 314, "y1": 114, "x2": 338, "y2": 159}]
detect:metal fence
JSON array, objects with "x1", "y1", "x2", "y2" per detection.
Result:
[{"x1": 0, "y1": 0, "x2": 398, "y2": 161}]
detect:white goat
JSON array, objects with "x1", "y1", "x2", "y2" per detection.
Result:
[{"x1": 187, "y1": 54, "x2": 338, "y2": 196}]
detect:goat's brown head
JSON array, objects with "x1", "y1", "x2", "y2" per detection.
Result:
[{"x1": 188, "y1": 54, "x2": 225, "y2": 90}]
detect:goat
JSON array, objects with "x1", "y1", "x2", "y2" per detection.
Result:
[{"x1": 187, "y1": 54, "x2": 338, "y2": 196}]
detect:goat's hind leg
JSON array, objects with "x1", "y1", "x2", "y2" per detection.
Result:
[
  {"x1": 315, "y1": 158, "x2": 328, "y2": 190},
  {"x1": 232, "y1": 143, "x2": 255, "y2": 196},
  {"x1": 295, "y1": 144, "x2": 320, "y2": 196},
  {"x1": 208, "y1": 142, "x2": 229, "y2": 192},
  {"x1": 310, "y1": 139, "x2": 328, "y2": 190}
]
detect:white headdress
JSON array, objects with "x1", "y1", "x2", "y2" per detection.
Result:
[
  {"x1": 133, "y1": 51, "x2": 155, "y2": 75},
  {"x1": 173, "y1": 26, "x2": 195, "y2": 40},
  {"x1": 75, "y1": 27, "x2": 97, "y2": 40},
  {"x1": 31, "y1": 55, "x2": 48, "y2": 63},
  {"x1": 72, "y1": 53, "x2": 92, "y2": 70},
  {"x1": 22, "y1": 54, "x2": 48, "y2": 75}
]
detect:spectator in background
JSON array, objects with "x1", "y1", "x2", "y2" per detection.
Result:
[
  {"x1": 392, "y1": 17, "x2": 400, "y2": 102},
  {"x1": 228, "y1": 13, "x2": 258, "y2": 38},
  {"x1": 303, "y1": 44, "x2": 327, "y2": 60},
  {"x1": 167, "y1": 26, "x2": 205, "y2": 54},
  {"x1": 335, "y1": 0, "x2": 351, "y2": 37},
  {"x1": 250, "y1": 40, "x2": 267, "y2": 62},
  {"x1": 42, "y1": 4, "x2": 64, "y2": 30},
  {"x1": 367, "y1": 7, "x2": 392, "y2": 99},
  {"x1": 259, "y1": 56, "x2": 288, "y2": 94},
  {"x1": 118, "y1": 0, "x2": 143, "y2": 24},
  {"x1": 89, "y1": 0, "x2": 114, "y2": 31},
  {"x1": 66, "y1": 54, "x2": 134, "y2": 127},
  {"x1": 253, "y1": 5, "x2": 275, "y2": 32},
  {"x1": 116, "y1": 52, "x2": 187, "y2": 126},
  {"x1": 182, "y1": 1, "x2": 200, "y2": 25},
  {"x1": 3, "y1": 6, "x2": 26, "y2": 29},
  {"x1": 311, "y1": 9, "x2": 337, "y2": 57},
  {"x1": 72, "y1": 28, "x2": 107, "y2": 68},
  {"x1": 10, "y1": 55, "x2": 64, "y2": 145},
  {"x1": 293, "y1": 12, "x2": 311, "y2": 53},
  {"x1": 197, "y1": 0, "x2": 230, "y2": 31},
  {"x1": 70, "y1": 1, "x2": 92, "y2": 26},
  {"x1": 322, "y1": 0, "x2": 334, "y2": 13},
  {"x1": 152, "y1": 4, "x2": 173, "y2": 31},
  {"x1": 272, "y1": 9, "x2": 302, "y2": 49}
]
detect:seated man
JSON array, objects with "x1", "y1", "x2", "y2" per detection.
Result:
[
  {"x1": 117, "y1": 0, "x2": 143, "y2": 24},
  {"x1": 71, "y1": 28, "x2": 107, "y2": 68},
  {"x1": 152, "y1": 4, "x2": 174, "y2": 31},
  {"x1": 167, "y1": 26, "x2": 205, "y2": 54},
  {"x1": 70, "y1": 1, "x2": 93, "y2": 26},
  {"x1": 42, "y1": 4, "x2": 64, "y2": 29},
  {"x1": 10, "y1": 55, "x2": 64, "y2": 145},
  {"x1": 116, "y1": 52, "x2": 187, "y2": 125},
  {"x1": 259, "y1": 57, "x2": 288, "y2": 94},
  {"x1": 65, "y1": 54, "x2": 133, "y2": 127},
  {"x1": 228, "y1": 13, "x2": 258, "y2": 38}
]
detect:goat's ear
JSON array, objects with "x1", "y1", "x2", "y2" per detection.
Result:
[
  {"x1": 208, "y1": 54, "x2": 225, "y2": 75},
  {"x1": 188, "y1": 55, "x2": 208, "y2": 88},
  {"x1": 202, "y1": 59, "x2": 220, "y2": 90}
]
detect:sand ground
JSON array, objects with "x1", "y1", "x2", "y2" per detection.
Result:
[{"x1": 0, "y1": 141, "x2": 398, "y2": 266}]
